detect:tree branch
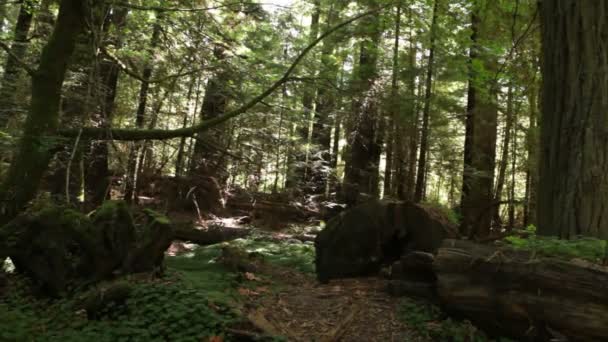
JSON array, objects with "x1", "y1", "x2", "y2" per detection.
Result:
[
  {"x1": 0, "y1": 40, "x2": 36, "y2": 76},
  {"x1": 60, "y1": 6, "x2": 387, "y2": 141},
  {"x1": 100, "y1": 46, "x2": 207, "y2": 84},
  {"x1": 110, "y1": 1, "x2": 291, "y2": 13}
]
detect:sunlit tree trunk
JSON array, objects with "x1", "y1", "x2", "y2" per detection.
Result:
[{"x1": 538, "y1": 0, "x2": 608, "y2": 238}]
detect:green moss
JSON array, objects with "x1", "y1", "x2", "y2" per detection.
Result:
[{"x1": 505, "y1": 234, "x2": 607, "y2": 262}]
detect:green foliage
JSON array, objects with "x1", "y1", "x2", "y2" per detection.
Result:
[
  {"x1": 505, "y1": 233, "x2": 607, "y2": 262},
  {"x1": 398, "y1": 298, "x2": 514, "y2": 342},
  {"x1": 0, "y1": 275, "x2": 238, "y2": 342}
]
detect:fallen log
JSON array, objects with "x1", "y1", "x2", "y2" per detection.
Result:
[{"x1": 434, "y1": 239, "x2": 608, "y2": 341}]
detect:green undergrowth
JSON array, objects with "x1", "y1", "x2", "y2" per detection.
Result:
[
  {"x1": 169, "y1": 237, "x2": 316, "y2": 275},
  {"x1": 505, "y1": 226, "x2": 608, "y2": 262},
  {"x1": 0, "y1": 275, "x2": 238, "y2": 341},
  {"x1": 0, "y1": 237, "x2": 315, "y2": 341},
  {"x1": 398, "y1": 298, "x2": 515, "y2": 342}
]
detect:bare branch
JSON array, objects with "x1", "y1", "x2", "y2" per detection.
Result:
[
  {"x1": 60, "y1": 6, "x2": 387, "y2": 141},
  {"x1": 0, "y1": 40, "x2": 36, "y2": 76}
]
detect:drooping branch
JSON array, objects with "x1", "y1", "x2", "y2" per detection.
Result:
[{"x1": 59, "y1": 6, "x2": 387, "y2": 141}]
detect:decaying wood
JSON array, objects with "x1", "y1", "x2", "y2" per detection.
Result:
[{"x1": 434, "y1": 239, "x2": 608, "y2": 341}]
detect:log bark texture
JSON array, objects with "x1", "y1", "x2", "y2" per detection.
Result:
[{"x1": 434, "y1": 239, "x2": 608, "y2": 341}]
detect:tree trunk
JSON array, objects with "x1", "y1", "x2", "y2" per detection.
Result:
[
  {"x1": 524, "y1": 76, "x2": 539, "y2": 227},
  {"x1": 85, "y1": 8, "x2": 129, "y2": 206},
  {"x1": 285, "y1": 1, "x2": 321, "y2": 190},
  {"x1": 493, "y1": 83, "x2": 514, "y2": 227},
  {"x1": 341, "y1": 4, "x2": 383, "y2": 206},
  {"x1": 0, "y1": 0, "x2": 34, "y2": 128},
  {"x1": 413, "y1": 0, "x2": 439, "y2": 203},
  {"x1": 538, "y1": 0, "x2": 608, "y2": 239},
  {"x1": 189, "y1": 48, "x2": 231, "y2": 184},
  {"x1": 0, "y1": 0, "x2": 86, "y2": 224},
  {"x1": 384, "y1": 4, "x2": 401, "y2": 198},
  {"x1": 308, "y1": 3, "x2": 343, "y2": 196},
  {"x1": 460, "y1": 2, "x2": 499, "y2": 239},
  {"x1": 124, "y1": 16, "x2": 162, "y2": 202}
]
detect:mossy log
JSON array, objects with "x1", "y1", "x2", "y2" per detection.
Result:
[
  {"x1": 0, "y1": 201, "x2": 254, "y2": 296},
  {"x1": 434, "y1": 239, "x2": 608, "y2": 341}
]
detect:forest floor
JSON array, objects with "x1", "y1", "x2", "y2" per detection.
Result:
[{"x1": 0, "y1": 218, "x2": 496, "y2": 341}]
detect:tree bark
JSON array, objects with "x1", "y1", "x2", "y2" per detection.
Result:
[
  {"x1": 0, "y1": 0, "x2": 34, "y2": 128},
  {"x1": 413, "y1": 0, "x2": 439, "y2": 203},
  {"x1": 0, "y1": 0, "x2": 86, "y2": 224},
  {"x1": 538, "y1": 0, "x2": 608, "y2": 239}
]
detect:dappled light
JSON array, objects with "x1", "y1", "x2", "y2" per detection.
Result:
[{"x1": 1, "y1": 0, "x2": 608, "y2": 340}]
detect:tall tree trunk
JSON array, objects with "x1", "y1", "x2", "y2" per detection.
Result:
[
  {"x1": 384, "y1": 3, "x2": 401, "y2": 198},
  {"x1": 413, "y1": 0, "x2": 439, "y2": 203},
  {"x1": 285, "y1": 1, "x2": 321, "y2": 190},
  {"x1": 538, "y1": 1, "x2": 608, "y2": 238},
  {"x1": 460, "y1": 1, "x2": 499, "y2": 239},
  {"x1": 0, "y1": 0, "x2": 86, "y2": 224},
  {"x1": 341, "y1": 2, "x2": 383, "y2": 206},
  {"x1": 175, "y1": 75, "x2": 198, "y2": 177},
  {"x1": 493, "y1": 83, "x2": 514, "y2": 227},
  {"x1": 124, "y1": 15, "x2": 162, "y2": 202},
  {"x1": 189, "y1": 48, "x2": 231, "y2": 182},
  {"x1": 400, "y1": 8, "x2": 419, "y2": 201},
  {"x1": 524, "y1": 76, "x2": 539, "y2": 227},
  {"x1": 0, "y1": 0, "x2": 34, "y2": 128},
  {"x1": 85, "y1": 8, "x2": 129, "y2": 206},
  {"x1": 308, "y1": 2, "x2": 343, "y2": 196}
]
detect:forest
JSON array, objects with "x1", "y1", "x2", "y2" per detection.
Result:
[{"x1": 0, "y1": 0, "x2": 607, "y2": 341}]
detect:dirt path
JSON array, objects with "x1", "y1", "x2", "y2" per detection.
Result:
[{"x1": 239, "y1": 266, "x2": 425, "y2": 341}]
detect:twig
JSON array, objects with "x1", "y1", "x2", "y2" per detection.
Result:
[{"x1": 0, "y1": 41, "x2": 36, "y2": 76}]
